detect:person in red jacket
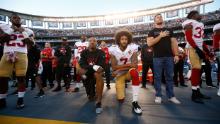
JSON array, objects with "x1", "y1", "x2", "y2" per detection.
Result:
[
  {"x1": 41, "y1": 42, "x2": 54, "y2": 88},
  {"x1": 100, "y1": 41, "x2": 111, "y2": 89}
]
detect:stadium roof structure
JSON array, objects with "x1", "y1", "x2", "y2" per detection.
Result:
[{"x1": 0, "y1": 0, "x2": 213, "y2": 22}]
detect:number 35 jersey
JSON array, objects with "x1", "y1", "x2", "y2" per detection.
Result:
[
  {"x1": 0, "y1": 24, "x2": 34, "y2": 54},
  {"x1": 109, "y1": 44, "x2": 138, "y2": 65},
  {"x1": 182, "y1": 19, "x2": 204, "y2": 49}
]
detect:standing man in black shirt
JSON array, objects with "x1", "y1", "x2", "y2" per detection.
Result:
[
  {"x1": 141, "y1": 43, "x2": 153, "y2": 88},
  {"x1": 53, "y1": 38, "x2": 72, "y2": 92},
  {"x1": 26, "y1": 44, "x2": 41, "y2": 90},
  {"x1": 173, "y1": 46, "x2": 188, "y2": 87},
  {"x1": 147, "y1": 14, "x2": 181, "y2": 104},
  {"x1": 27, "y1": 44, "x2": 45, "y2": 98},
  {"x1": 79, "y1": 37, "x2": 105, "y2": 114}
]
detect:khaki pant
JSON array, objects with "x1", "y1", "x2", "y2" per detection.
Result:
[
  {"x1": 115, "y1": 68, "x2": 135, "y2": 100},
  {"x1": 0, "y1": 52, "x2": 28, "y2": 77},
  {"x1": 188, "y1": 48, "x2": 202, "y2": 69}
]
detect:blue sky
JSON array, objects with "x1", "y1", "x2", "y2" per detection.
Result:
[{"x1": 0, "y1": 0, "x2": 219, "y2": 17}]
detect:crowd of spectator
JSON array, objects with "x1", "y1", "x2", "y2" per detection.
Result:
[{"x1": 33, "y1": 9, "x2": 220, "y2": 38}]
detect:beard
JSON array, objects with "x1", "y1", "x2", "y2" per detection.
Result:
[
  {"x1": 13, "y1": 22, "x2": 21, "y2": 27},
  {"x1": 119, "y1": 43, "x2": 128, "y2": 50},
  {"x1": 156, "y1": 22, "x2": 163, "y2": 25},
  {"x1": 10, "y1": 16, "x2": 22, "y2": 27}
]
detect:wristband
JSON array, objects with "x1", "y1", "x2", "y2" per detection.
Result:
[{"x1": 93, "y1": 65, "x2": 100, "y2": 71}]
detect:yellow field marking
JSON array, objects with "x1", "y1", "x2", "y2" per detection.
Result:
[{"x1": 0, "y1": 115, "x2": 83, "y2": 124}]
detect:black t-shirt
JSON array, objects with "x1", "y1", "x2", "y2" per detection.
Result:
[
  {"x1": 141, "y1": 44, "x2": 153, "y2": 63},
  {"x1": 55, "y1": 45, "x2": 72, "y2": 64},
  {"x1": 148, "y1": 28, "x2": 174, "y2": 58},
  {"x1": 28, "y1": 45, "x2": 41, "y2": 66},
  {"x1": 79, "y1": 49, "x2": 105, "y2": 71}
]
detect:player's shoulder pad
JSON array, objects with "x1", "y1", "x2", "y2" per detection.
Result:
[
  {"x1": 182, "y1": 19, "x2": 195, "y2": 29},
  {"x1": 24, "y1": 28, "x2": 34, "y2": 37},
  {"x1": 0, "y1": 23, "x2": 12, "y2": 34},
  {"x1": 129, "y1": 43, "x2": 139, "y2": 52},
  {"x1": 74, "y1": 41, "x2": 81, "y2": 46}
]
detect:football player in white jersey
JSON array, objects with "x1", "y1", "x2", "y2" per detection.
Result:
[
  {"x1": 109, "y1": 29, "x2": 142, "y2": 115},
  {"x1": 74, "y1": 35, "x2": 89, "y2": 59},
  {"x1": 0, "y1": 13, "x2": 34, "y2": 109},
  {"x1": 182, "y1": 11, "x2": 211, "y2": 104},
  {"x1": 72, "y1": 35, "x2": 89, "y2": 92}
]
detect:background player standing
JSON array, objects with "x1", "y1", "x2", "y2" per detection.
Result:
[
  {"x1": 73, "y1": 35, "x2": 89, "y2": 92},
  {"x1": 182, "y1": 11, "x2": 211, "y2": 103},
  {"x1": 0, "y1": 13, "x2": 34, "y2": 109}
]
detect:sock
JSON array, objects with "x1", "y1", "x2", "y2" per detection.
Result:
[
  {"x1": 129, "y1": 69, "x2": 140, "y2": 86},
  {"x1": 191, "y1": 86, "x2": 198, "y2": 90},
  {"x1": 0, "y1": 94, "x2": 7, "y2": 99},
  {"x1": 76, "y1": 74, "x2": 81, "y2": 82},
  {"x1": 18, "y1": 92, "x2": 25, "y2": 98},
  {"x1": 76, "y1": 83, "x2": 80, "y2": 88},
  {"x1": 132, "y1": 85, "x2": 139, "y2": 102},
  {"x1": 191, "y1": 69, "x2": 201, "y2": 87}
]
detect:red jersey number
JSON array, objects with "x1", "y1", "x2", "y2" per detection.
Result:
[
  {"x1": 78, "y1": 46, "x2": 86, "y2": 53},
  {"x1": 120, "y1": 57, "x2": 128, "y2": 64},
  {"x1": 194, "y1": 27, "x2": 203, "y2": 39},
  {"x1": 6, "y1": 34, "x2": 25, "y2": 47}
]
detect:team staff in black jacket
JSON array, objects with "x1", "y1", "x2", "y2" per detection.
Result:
[
  {"x1": 141, "y1": 44, "x2": 153, "y2": 88},
  {"x1": 27, "y1": 44, "x2": 45, "y2": 98},
  {"x1": 78, "y1": 37, "x2": 105, "y2": 114},
  {"x1": 53, "y1": 38, "x2": 72, "y2": 92},
  {"x1": 26, "y1": 44, "x2": 41, "y2": 90}
]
